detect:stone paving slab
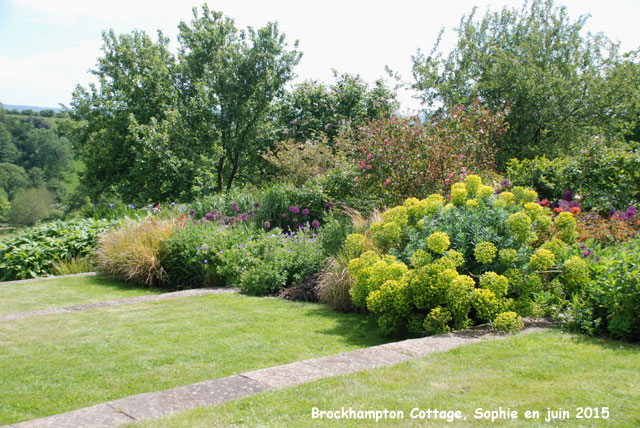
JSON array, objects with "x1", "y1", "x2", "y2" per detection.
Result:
[
  {"x1": 107, "y1": 375, "x2": 268, "y2": 421},
  {"x1": 304, "y1": 346, "x2": 414, "y2": 376},
  {"x1": 4, "y1": 322, "x2": 551, "y2": 428},
  {"x1": 242, "y1": 361, "x2": 334, "y2": 388},
  {"x1": 10, "y1": 404, "x2": 133, "y2": 428},
  {"x1": 0, "y1": 288, "x2": 237, "y2": 322}
]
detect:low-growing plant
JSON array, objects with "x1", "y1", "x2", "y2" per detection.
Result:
[
  {"x1": 493, "y1": 312, "x2": 524, "y2": 333},
  {"x1": 52, "y1": 257, "x2": 95, "y2": 275},
  {"x1": 0, "y1": 219, "x2": 120, "y2": 280},
  {"x1": 96, "y1": 218, "x2": 178, "y2": 286},
  {"x1": 316, "y1": 251, "x2": 356, "y2": 312},
  {"x1": 566, "y1": 237, "x2": 640, "y2": 342}
]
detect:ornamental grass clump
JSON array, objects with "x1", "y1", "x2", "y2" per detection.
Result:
[
  {"x1": 340, "y1": 175, "x2": 584, "y2": 336},
  {"x1": 96, "y1": 218, "x2": 176, "y2": 286}
]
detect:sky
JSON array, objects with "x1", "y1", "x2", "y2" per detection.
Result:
[{"x1": 1, "y1": 0, "x2": 639, "y2": 113}]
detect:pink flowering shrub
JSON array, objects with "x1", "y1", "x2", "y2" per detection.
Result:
[{"x1": 337, "y1": 101, "x2": 506, "y2": 204}]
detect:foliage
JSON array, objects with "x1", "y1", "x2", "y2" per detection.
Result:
[
  {"x1": 412, "y1": 0, "x2": 640, "y2": 165},
  {"x1": 316, "y1": 252, "x2": 356, "y2": 312},
  {"x1": 0, "y1": 189, "x2": 10, "y2": 221},
  {"x1": 71, "y1": 5, "x2": 300, "y2": 201},
  {"x1": 96, "y1": 218, "x2": 178, "y2": 286},
  {"x1": 254, "y1": 182, "x2": 329, "y2": 232},
  {"x1": 506, "y1": 143, "x2": 640, "y2": 213},
  {"x1": 576, "y1": 211, "x2": 639, "y2": 246},
  {"x1": 0, "y1": 219, "x2": 119, "y2": 280},
  {"x1": 262, "y1": 137, "x2": 341, "y2": 186},
  {"x1": 7, "y1": 188, "x2": 55, "y2": 226},
  {"x1": 337, "y1": 102, "x2": 505, "y2": 204},
  {"x1": 274, "y1": 72, "x2": 398, "y2": 144},
  {"x1": 493, "y1": 312, "x2": 524, "y2": 333},
  {"x1": 566, "y1": 237, "x2": 640, "y2": 341},
  {"x1": 343, "y1": 176, "x2": 582, "y2": 336},
  {"x1": 52, "y1": 257, "x2": 95, "y2": 275}
]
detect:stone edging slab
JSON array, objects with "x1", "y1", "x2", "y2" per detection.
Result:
[
  {"x1": 2, "y1": 319, "x2": 553, "y2": 428},
  {"x1": 0, "y1": 288, "x2": 237, "y2": 322}
]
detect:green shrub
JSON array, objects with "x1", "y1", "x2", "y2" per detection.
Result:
[
  {"x1": 342, "y1": 175, "x2": 582, "y2": 336},
  {"x1": 493, "y1": 312, "x2": 524, "y2": 333},
  {"x1": 256, "y1": 182, "x2": 328, "y2": 231},
  {"x1": 566, "y1": 238, "x2": 640, "y2": 341},
  {"x1": 506, "y1": 143, "x2": 640, "y2": 213},
  {"x1": 96, "y1": 219, "x2": 176, "y2": 286},
  {"x1": 0, "y1": 189, "x2": 10, "y2": 221},
  {"x1": 240, "y1": 261, "x2": 287, "y2": 296},
  {"x1": 423, "y1": 307, "x2": 452, "y2": 335},
  {"x1": 8, "y1": 188, "x2": 54, "y2": 226},
  {"x1": 0, "y1": 219, "x2": 119, "y2": 280}
]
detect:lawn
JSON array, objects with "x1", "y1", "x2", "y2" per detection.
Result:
[
  {"x1": 0, "y1": 275, "x2": 162, "y2": 315},
  {"x1": 131, "y1": 330, "x2": 640, "y2": 428},
  {"x1": 0, "y1": 292, "x2": 387, "y2": 425}
]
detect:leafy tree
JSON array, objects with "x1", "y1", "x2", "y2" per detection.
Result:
[
  {"x1": 22, "y1": 128, "x2": 72, "y2": 180},
  {"x1": 177, "y1": 5, "x2": 301, "y2": 191},
  {"x1": 0, "y1": 189, "x2": 10, "y2": 221},
  {"x1": 0, "y1": 163, "x2": 29, "y2": 199},
  {"x1": 71, "y1": 5, "x2": 301, "y2": 200},
  {"x1": 276, "y1": 72, "x2": 398, "y2": 144},
  {"x1": 71, "y1": 29, "x2": 180, "y2": 201},
  {"x1": 0, "y1": 122, "x2": 19, "y2": 164},
  {"x1": 412, "y1": 0, "x2": 640, "y2": 165},
  {"x1": 7, "y1": 188, "x2": 54, "y2": 226}
]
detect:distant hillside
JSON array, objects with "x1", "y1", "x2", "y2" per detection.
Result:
[{"x1": 2, "y1": 104, "x2": 63, "y2": 113}]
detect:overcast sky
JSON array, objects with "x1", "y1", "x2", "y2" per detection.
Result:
[{"x1": 1, "y1": 0, "x2": 639, "y2": 113}]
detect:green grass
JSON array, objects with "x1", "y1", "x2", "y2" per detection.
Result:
[
  {"x1": 0, "y1": 275, "x2": 162, "y2": 315},
  {"x1": 131, "y1": 330, "x2": 640, "y2": 428},
  {"x1": 0, "y1": 293, "x2": 386, "y2": 424}
]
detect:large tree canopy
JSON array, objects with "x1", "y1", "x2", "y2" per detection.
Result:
[
  {"x1": 71, "y1": 5, "x2": 301, "y2": 202},
  {"x1": 412, "y1": 0, "x2": 640, "y2": 166}
]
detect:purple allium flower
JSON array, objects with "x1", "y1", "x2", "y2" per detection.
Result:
[
  {"x1": 582, "y1": 249, "x2": 594, "y2": 258},
  {"x1": 238, "y1": 213, "x2": 248, "y2": 221},
  {"x1": 189, "y1": 209, "x2": 196, "y2": 216},
  {"x1": 311, "y1": 220, "x2": 320, "y2": 228},
  {"x1": 326, "y1": 202, "x2": 334, "y2": 210},
  {"x1": 301, "y1": 208, "x2": 310, "y2": 216},
  {"x1": 624, "y1": 206, "x2": 637, "y2": 219},
  {"x1": 204, "y1": 259, "x2": 208, "y2": 264},
  {"x1": 297, "y1": 223, "x2": 303, "y2": 229},
  {"x1": 205, "y1": 212, "x2": 215, "y2": 221},
  {"x1": 289, "y1": 206, "x2": 300, "y2": 214},
  {"x1": 253, "y1": 202, "x2": 260, "y2": 208},
  {"x1": 281, "y1": 213, "x2": 288, "y2": 218},
  {"x1": 562, "y1": 190, "x2": 574, "y2": 202},
  {"x1": 263, "y1": 221, "x2": 271, "y2": 229},
  {"x1": 231, "y1": 202, "x2": 240, "y2": 212}
]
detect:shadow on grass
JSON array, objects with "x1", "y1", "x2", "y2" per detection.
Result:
[
  {"x1": 87, "y1": 275, "x2": 167, "y2": 295},
  {"x1": 567, "y1": 331, "x2": 640, "y2": 352},
  {"x1": 292, "y1": 301, "x2": 396, "y2": 348}
]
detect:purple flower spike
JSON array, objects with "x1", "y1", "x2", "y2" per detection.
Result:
[
  {"x1": 326, "y1": 202, "x2": 334, "y2": 210},
  {"x1": 562, "y1": 190, "x2": 574, "y2": 202},
  {"x1": 301, "y1": 208, "x2": 310, "y2": 216},
  {"x1": 500, "y1": 179, "x2": 511, "y2": 188}
]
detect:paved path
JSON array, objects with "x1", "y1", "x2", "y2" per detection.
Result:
[
  {"x1": 0, "y1": 288, "x2": 237, "y2": 322},
  {"x1": 1, "y1": 319, "x2": 553, "y2": 428}
]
